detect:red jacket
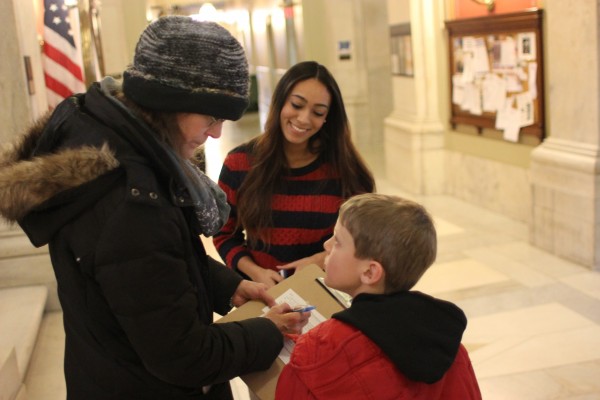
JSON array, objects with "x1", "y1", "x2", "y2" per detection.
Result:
[{"x1": 276, "y1": 292, "x2": 482, "y2": 400}]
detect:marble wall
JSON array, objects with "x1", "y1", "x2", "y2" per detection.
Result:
[
  {"x1": 383, "y1": 0, "x2": 446, "y2": 195},
  {"x1": 530, "y1": 0, "x2": 600, "y2": 270},
  {"x1": 384, "y1": 117, "x2": 445, "y2": 194},
  {"x1": 1, "y1": 1, "x2": 32, "y2": 143},
  {"x1": 303, "y1": 0, "x2": 393, "y2": 145},
  {"x1": 531, "y1": 139, "x2": 600, "y2": 269},
  {"x1": 445, "y1": 150, "x2": 531, "y2": 223}
]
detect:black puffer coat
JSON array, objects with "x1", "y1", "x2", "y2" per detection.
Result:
[{"x1": 0, "y1": 81, "x2": 282, "y2": 399}]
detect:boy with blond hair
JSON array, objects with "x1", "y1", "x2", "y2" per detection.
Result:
[{"x1": 276, "y1": 193, "x2": 481, "y2": 399}]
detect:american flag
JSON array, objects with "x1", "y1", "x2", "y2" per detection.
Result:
[{"x1": 43, "y1": 0, "x2": 86, "y2": 108}]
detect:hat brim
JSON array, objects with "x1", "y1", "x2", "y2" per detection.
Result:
[{"x1": 123, "y1": 74, "x2": 249, "y2": 121}]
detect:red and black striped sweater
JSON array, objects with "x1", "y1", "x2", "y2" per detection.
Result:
[{"x1": 213, "y1": 142, "x2": 344, "y2": 273}]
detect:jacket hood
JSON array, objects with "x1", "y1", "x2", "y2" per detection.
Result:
[
  {"x1": 0, "y1": 79, "x2": 212, "y2": 247},
  {"x1": 333, "y1": 291, "x2": 467, "y2": 383},
  {"x1": 0, "y1": 109, "x2": 119, "y2": 225},
  {"x1": 0, "y1": 85, "x2": 134, "y2": 247}
]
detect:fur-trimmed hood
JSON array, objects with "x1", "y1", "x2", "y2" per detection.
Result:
[
  {"x1": 0, "y1": 114, "x2": 119, "y2": 223},
  {"x1": 0, "y1": 82, "x2": 149, "y2": 247},
  {"x1": 0, "y1": 79, "x2": 220, "y2": 248}
]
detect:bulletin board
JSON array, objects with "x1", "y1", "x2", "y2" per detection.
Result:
[{"x1": 445, "y1": 9, "x2": 544, "y2": 143}]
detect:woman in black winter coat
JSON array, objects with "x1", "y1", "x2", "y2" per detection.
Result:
[{"x1": 0, "y1": 16, "x2": 308, "y2": 399}]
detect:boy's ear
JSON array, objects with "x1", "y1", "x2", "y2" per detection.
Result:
[{"x1": 361, "y1": 260, "x2": 385, "y2": 286}]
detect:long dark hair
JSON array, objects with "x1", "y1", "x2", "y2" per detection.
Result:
[{"x1": 236, "y1": 61, "x2": 375, "y2": 243}]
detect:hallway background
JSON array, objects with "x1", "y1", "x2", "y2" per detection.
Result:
[
  {"x1": 1, "y1": 0, "x2": 600, "y2": 399},
  {"x1": 4, "y1": 0, "x2": 600, "y2": 270}
]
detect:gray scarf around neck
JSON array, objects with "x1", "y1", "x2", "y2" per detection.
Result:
[
  {"x1": 101, "y1": 77, "x2": 230, "y2": 237},
  {"x1": 181, "y1": 158, "x2": 230, "y2": 237}
]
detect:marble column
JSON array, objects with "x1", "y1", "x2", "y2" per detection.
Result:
[
  {"x1": 383, "y1": 0, "x2": 445, "y2": 194},
  {"x1": 302, "y1": 0, "x2": 393, "y2": 146},
  {"x1": 530, "y1": 0, "x2": 600, "y2": 269},
  {"x1": 1, "y1": 0, "x2": 32, "y2": 144}
]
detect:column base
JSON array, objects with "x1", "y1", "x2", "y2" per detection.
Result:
[
  {"x1": 383, "y1": 115, "x2": 445, "y2": 195},
  {"x1": 530, "y1": 138, "x2": 600, "y2": 270}
]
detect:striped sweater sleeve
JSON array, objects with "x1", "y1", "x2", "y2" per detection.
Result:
[{"x1": 213, "y1": 147, "x2": 251, "y2": 270}]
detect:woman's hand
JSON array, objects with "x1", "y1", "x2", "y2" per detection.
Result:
[
  {"x1": 251, "y1": 268, "x2": 284, "y2": 288},
  {"x1": 277, "y1": 251, "x2": 326, "y2": 276},
  {"x1": 264, "y1": 303, "x2": 311, "y2": 335},
  {"x1": 238, "y1": 256, "x2": 283, "y2": 288},
  {"x1": 231, "y1": 280, "x2": 276, "y2": 308}
]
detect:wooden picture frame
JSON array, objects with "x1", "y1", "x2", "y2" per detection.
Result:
[{"x1": 445, "y1": 9, "x2": 545, "y2": 143}]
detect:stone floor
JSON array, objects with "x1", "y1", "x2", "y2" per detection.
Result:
[{"x1": 22, "y1": 112, "x2": 600, "y2": 399}]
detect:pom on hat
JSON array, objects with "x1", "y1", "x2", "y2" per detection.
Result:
[{"x1": 123, "y1": 16, "x2": 249, "y2": 120}]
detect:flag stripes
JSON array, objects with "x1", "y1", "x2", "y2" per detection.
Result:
[{"x1": 43, "y1": 0, "x2": 85, "y2": 108}]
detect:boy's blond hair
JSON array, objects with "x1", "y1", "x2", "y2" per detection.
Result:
[{"x1": 338, "y1": 193, "x2": 437, "y2": 293}]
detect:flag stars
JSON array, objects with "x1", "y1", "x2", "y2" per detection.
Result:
[
  {"x1": 51, "y1": 16, "x2": 70, "y2": 27},
  {"x1": 45, "y1": 0, "x2": 80, "y2": 54}
]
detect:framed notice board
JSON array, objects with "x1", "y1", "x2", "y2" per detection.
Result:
[{"x1": 445, "y1": 9, "x2": 545, "y2": 143}]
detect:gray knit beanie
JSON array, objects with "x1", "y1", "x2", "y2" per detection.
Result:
[{"x1": 122, "y1": 16, "x2": 249, "y2": 120}]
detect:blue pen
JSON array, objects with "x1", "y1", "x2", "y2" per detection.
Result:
[{"x1": 292, "y1": 305, "x2": 316, "y2": 313}]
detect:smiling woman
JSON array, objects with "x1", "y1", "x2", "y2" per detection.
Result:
[
  {"x1": 280, "y1": 78, "x2": 330, "y2": 166},
  {"x1": 213, "y1": 61, "x2": 376, "y2": 289}
]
